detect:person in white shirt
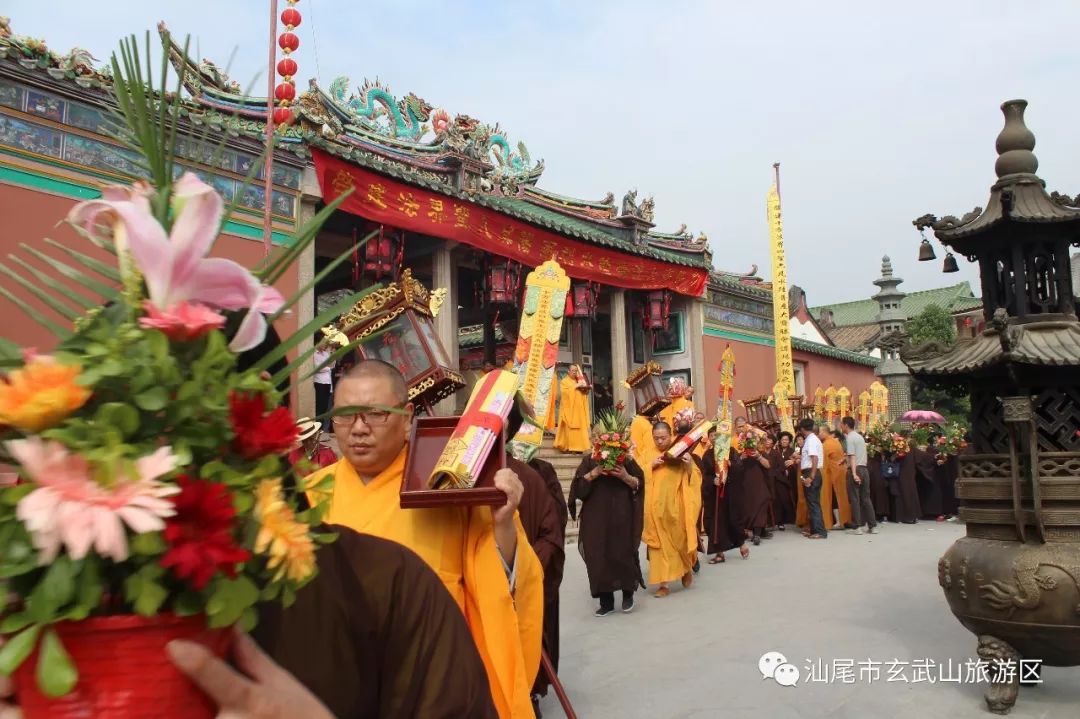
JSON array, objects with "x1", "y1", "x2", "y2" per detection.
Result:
[
  {"x1": 798, "y1": 418, "x2": 827, "y2": 538},
  {"x1": 313, "y1": 339, "x2": 336, "y2": 431}
]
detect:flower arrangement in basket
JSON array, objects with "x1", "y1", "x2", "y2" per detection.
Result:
[
  {"x1": 934, "y1": 423, "x2": 968, "y2": 461},
  {"x1": 591, "y1": 408, "x2": 631, "y2": 472},
  {"x1": 0, "y1": 33, "x2": 372, "y2": 718},
  {"x1": 865, "y1": 424, "x2": 910, "y2": 458}
]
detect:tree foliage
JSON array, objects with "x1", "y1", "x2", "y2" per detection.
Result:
[
  {"x1": 906, "y1": 303, "x2": 956, "y2": 347},
  {"x1": 907, "y1": 304, "x2": 969, "y2": 424}
]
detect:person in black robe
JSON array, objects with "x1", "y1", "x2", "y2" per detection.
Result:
[
  {"x1": 527, "y1": 453, "x2": 570, "y2": 703},
  {"x1": 504, "y1": 407, "x2": 566, "y2": 711},
  {"x1": 868, "y1": 456, "x2": 890, "y2": 521},
  {"x1": 936, "y1": 454, "x2": 960, "y2": 519},
  {"x1": 510, "y1": 455, "x2": 564, "y2": 712},
  {"x1": 569, "y1": 454, "x2": 645, "y2": 616},
  {"x1": 913, "y1": 445, "x2": 944, "y2": 519},
  {"x1": 702, "y1": 437, "x2": 750, "y2": 563},
  {"x1": 887, "y1": 453, "x2": 922, "y2": 524},
  {"x1": 160, "y1": 529, "x2": 499, "y2": 719},
  {"x1": 773, "y1": 432, "x2": 799, "y2": 529}
]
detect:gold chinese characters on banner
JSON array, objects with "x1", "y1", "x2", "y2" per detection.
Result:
[{"x1": 767, "y1": 183, "x2": 795, "y2": 395}]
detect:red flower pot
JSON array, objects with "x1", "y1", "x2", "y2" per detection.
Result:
[{"x1": 14, "y1": 614, "x2": 233, "y2": 719}]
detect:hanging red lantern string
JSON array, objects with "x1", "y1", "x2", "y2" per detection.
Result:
[
  {"x1": 274, "y1": 0, "x2": 301, "y2": 127},
  {"x1": 351, "y1": 226, "x2": 360, "y2": 287}
]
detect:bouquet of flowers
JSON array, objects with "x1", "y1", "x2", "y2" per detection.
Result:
[
  {"x1": 591, "y1": 408, "x2": 631, "y2": 472},
  {"x1": 735, "y1": 429, "x2": 760, "y2": 458},
  {"x1": 911, "y1": 424, "x2": 935, "y2": 449},
  {"x1": 865, "y1": 424, "x2": 910, "y2": 458},
  {"x1": 934, "y1": 423, "x2": 968, "y2": 461},
  {"x1": 0, "y1": 32, "x2": 371, "y2": 716},
  {"x1": 865, "y1": 423, "x2": 893, "y2": 457}
]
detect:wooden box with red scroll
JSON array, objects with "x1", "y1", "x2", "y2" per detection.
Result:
[
  {"x1": 400, "y1": 416, "x2": 507, "y2": 508},
  {"x1": 335, "y1": 268, "x2": 465, "y2": 412},
  {"x1": 624, "y1": 361, "x2": 670, "y2": 418}
]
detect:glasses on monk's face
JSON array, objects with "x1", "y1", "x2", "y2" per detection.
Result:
[{"x1": 331, "y1": 404, "x2": 406, "y2": 428}]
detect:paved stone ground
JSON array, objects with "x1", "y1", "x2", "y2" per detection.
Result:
[{"x1": 540, "y1": 522, "x2": 1078, "y2": 719}]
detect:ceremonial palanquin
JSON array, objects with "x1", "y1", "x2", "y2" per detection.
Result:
[
  {"x1": 509, "y1": 260, "x2": 570, "y2": 461},
  {"x1": 330, "y1": 268, "x2": 465, "y2": 412}
]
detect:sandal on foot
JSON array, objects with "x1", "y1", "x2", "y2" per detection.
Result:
[
  {"x1": 654, "y1": 586, "x2": 670, "y2": 598},
  {"x1": 708, "y1": 555, "x2": 725, "y2": 564},
  {"x1": 740, "y1": 545, "x2": 750, "y2": 559}
]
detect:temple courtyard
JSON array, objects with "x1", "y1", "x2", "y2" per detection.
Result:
[{"x1": 549, "y1": 522, "x2": 1077, "y2": 719}]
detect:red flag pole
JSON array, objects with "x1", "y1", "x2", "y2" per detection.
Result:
[{"x1": 262, "y1": 0, "x2": 279, "y2": 256}]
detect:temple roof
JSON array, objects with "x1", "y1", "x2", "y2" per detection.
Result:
[
  {"x1": 792, "y1": 337, "x2": 879, "y2": 367},
  {"x1": 810, "y1": 282, "x2": 981, "y2": 327},
  {"x1": 904, "y1": 319, "x2": 1080, "y2": 376},
  {"x1": 151, "y1": 23, "x2": 712, "y2": 268}
]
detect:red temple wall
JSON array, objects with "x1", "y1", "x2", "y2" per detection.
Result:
[
  {"x1": 0, "y1": 182, "x2": 300, "y2": 401},
  {"x1": 702, "y1": 333, "x2": 878, "y2": 419}
]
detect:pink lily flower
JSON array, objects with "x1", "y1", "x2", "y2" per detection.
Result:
[
  {"x1": 138, "y1": 299, "x2": 226, "y2": 341},
  {"x1": 68, "y1": 173, "x2": 284, "y2": 351},
  {"x1": 7, "y1": 438, "x2": 181, "y2": 564}
]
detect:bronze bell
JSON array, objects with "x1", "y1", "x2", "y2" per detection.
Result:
[
  {"x1": 918, "y1": 238, "x2": 937, "y2": 261},
  {"x1": 943, "y1": 252, "x2": 960, "y2": 273}
]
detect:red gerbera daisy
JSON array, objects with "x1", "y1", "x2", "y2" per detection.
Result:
[
  {"x1": 160, "y1": 476, "x2": 250, "y2": 590},
  {"x1": 229, "y1": 392, "x2": 298, "y2": 460}
]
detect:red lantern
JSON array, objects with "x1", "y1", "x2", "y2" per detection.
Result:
[
  {"x1": 483, "y1": 259, "x2": 521, "y2": 305},
  {"x1": 281, "y1": 7, "x2": 302, "y2": 28},
  {"x1": 277, "y1": 57, "x2": 298, "y2": 78},
  {"x1": 278, "y1": 32, "x2": 300, "y2": 52},
  {"x1": 564, "y1": 281, "x2": 598, "y2": 320},
  {"x1": 362, "y1": 228, "x2": 403, "y2": 280},
  {"x1": 271, "y1": 107, "x2": 294, "y2": 126},
  {"x1": 641, "y1": 290, "x2": 671, "y2": 331},
  {"x1": 275, "y1": 82, "x2": 296, "y2": 102}
]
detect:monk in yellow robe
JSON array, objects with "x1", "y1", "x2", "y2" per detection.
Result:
[
  {"x1": 639, "y1": 420, "x2": 702, "y2": 597},
  {"x1": 307, "y1": 360, "x2": 543, "y2": 719},
  {"x1": 629, "y1": 412, "x2": 654, "y2": 465},
  {"x1": 820, "y1": 426, "x2": 853, "y2": 529},
  {"x1": 659, "y1": 380, "x2": 694, "y2": 429},
  {"x1": 554, "y1": 364, "x2": 591, "y2": 453}
]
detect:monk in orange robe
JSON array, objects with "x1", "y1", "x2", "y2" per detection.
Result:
[
  {"x1": 639, "y1": 420, "x2": 702, "y2": 598},
  {"x1": 820, "y1": 426, "x2": 853, "y2": 529},
  {"x1": 307, "y1": 361, "x2": 543, "y2": 719},
  {"x1": 554, "y1": 364, "x2": 591, "y2": 453}
]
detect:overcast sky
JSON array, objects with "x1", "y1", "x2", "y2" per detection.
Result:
[{"x1": 9, "y1": 0, "x2": 1079, "y2": 305}]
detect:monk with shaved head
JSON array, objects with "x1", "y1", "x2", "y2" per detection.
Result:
[{"x1": 304, "y1": 360, "x2": 544, "y2": 719}]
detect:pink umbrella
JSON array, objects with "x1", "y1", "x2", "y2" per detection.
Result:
[{"x1": 901, "y1": 409, "x2": 946, "y2": 424}]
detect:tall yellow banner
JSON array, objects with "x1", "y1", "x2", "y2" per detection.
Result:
[{"x1": 767, "y1": 183, "x2": 795, "y2": 395}]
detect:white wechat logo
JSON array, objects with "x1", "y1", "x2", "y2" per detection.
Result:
[
  {"x1": 759, "y1": 651, "x2": 800, "y2": 688},
  {"x1": 759, "y1": 651, "x2": 787, "y2": 680}
]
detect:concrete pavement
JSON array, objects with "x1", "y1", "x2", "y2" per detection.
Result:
[{"x1": 541, "y1": 522, "x2": 1079, "y2": 719}]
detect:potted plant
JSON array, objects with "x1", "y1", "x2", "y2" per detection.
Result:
[{"x1": 0, "y1": 31, "x2": 367, "y2": 718}]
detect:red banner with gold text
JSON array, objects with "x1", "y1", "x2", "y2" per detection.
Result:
[{"x1": 312, "y1": 150, "x2": 707, "y2": 297}]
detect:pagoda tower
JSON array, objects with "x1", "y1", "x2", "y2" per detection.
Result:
[{"x1": 871, "y1": 255, "x2": 911, "y2": 422}]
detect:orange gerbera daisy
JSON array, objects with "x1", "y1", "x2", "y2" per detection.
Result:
[
  {"x1": 253, "y1": 478, "x2": 316, "y2": 583},
  {"x1": 0, "y1": 356, "x2": 91, "y2": 432}
]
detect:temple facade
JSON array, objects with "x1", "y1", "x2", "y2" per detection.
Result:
[
  {"x1": 0, "y1": 22, "x2": 713, "y2": 416},
  {"x1": 0, "y1": 19, "x2": 881, "y2": 420}
]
